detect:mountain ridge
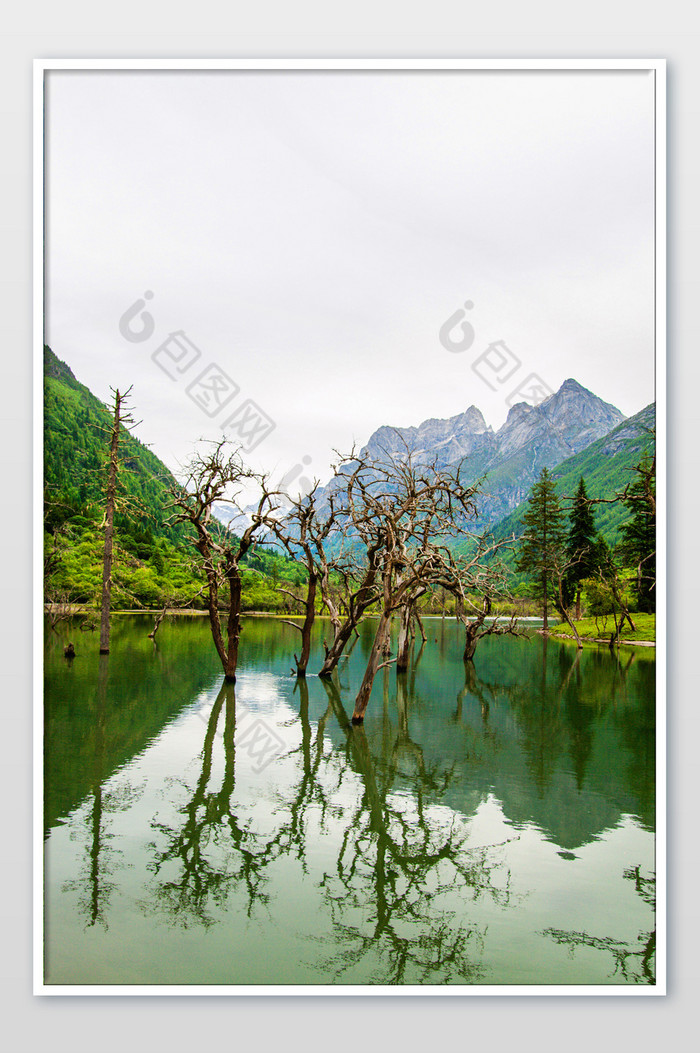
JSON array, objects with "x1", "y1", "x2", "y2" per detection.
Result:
[{"x1": 355, "y1": 378, "x2": 627, "y2": 526}]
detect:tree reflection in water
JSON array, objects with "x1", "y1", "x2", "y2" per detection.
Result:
[
  {"x1": 61, "y1": 655, "x2": 144, "y2": 929},
  {"x1": 542, "y1": 866, "x2": 655, "y2": 984},
  {"x1": 145, "y1": 680, "x2": 285, "y2": 926},
  {"x1": 317, "y1": 676, "x2": 518, "y2": 984},
  {"x1": 57, "y1": 628, "x2": 654, "y2": 985},
  {"x1": 139, "y1": 668, "x2": 519, "y2": 982}
]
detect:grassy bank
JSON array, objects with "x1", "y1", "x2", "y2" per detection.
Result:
[{"x1": 551, "y1": 612, "x2": 655, "y2": 644}]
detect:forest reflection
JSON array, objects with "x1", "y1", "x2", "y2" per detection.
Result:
[
  {"x1": 47, "y1": 617, "x2": 656, "y2": 985},
  {"x1": 136, "y1": 675, "x2": 518, "y2": 982}
]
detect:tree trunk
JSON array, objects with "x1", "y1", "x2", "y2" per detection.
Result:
[
  {"x1": 294, "y1": 574, "x2": 317, "y2": 677},
  {"x1": 202, "y1": 562, "x2": 228, "y2": 671},
  {"x1": 555, "y1": 599, "x2": 582, "y2": 650},
  {"x1": 542, "y1": 569, "x2": 548, "y2": 631},
  {"x1": 99, "y1": 393, "x2": 122, "y2": 654},
  {"x1": 463, "y1": 622, "x2": 479, "y2": 662},
  {"x1": 224, "y1": 563, "x2": 243, "y2": 681},
  {"x1": 352, "y1": 612, "x2": 391, "y2": 723},
  {"x1": 459, "y1": 601, "x2": 488, "y2": 662},
  {"x1": 396, "y1": 601, "x2": 412, "y2": 672},
  {"x1": 575, "y1": 587, "x2": 582, "y2": 623},
  {"x1": 318, "y1": 618, "x2": 359, "y2": 678},
  {"x1": 148, "y1": 606, "x2": 167, "y2": 640}
]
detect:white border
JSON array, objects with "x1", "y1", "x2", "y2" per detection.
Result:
[{"x1": 33, "y1": 57, "x2": 667, "y2": 997}]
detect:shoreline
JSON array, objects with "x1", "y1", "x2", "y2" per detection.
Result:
[
  {"x1": 50, "y1": 609, "x2": 543, "y2": 621},
  {"x1": 545, "y1": 630, "x2": 655, "y2": 648}
]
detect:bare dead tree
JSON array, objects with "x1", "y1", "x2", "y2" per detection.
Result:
[
  {"x1": 316, "y1": 537, "x2": 383, "y2": 678},
  {"x1": 457, "y1": 597, "x2": 524, "y2": 661},
  {"x1": 148, "y1": 606, "x2": 168, "y2": 641},
  {"x1": 147, "y1": 581, "x2": 210, "y2": 640},
  {"x1": 330, "y1": 445, "x2": 483, "y2": 723},
  {"x1": 427, "y1": 537, "x2": 525, "y2": 661},
  {"x1": 412, "y1": 604, "x2": 427, "y2": 644},
  {"x1": 169, "y1": 440, "x2": 282, "y2": 681},
  {"x1": 99, "y1": 386, "x2": 137, "y2": 654},
  {"x1": 549, "y1": 553, "x2": 585, "y2": 649},
  {"x1": 395, "y1": 585, "x2": 427, "y2": 672},
  {"x1": 594, "y1": 549, "x2": 638, "y2": 649},
  {"x1": 267, "y1": 483, "x2": 337, "y2": 677},
  {"x1": 44, "y1": 589, "x2": 84, "y2": 634},
  {"x1": 271, "y1": 454, "x2": 384, "y2": 679}
]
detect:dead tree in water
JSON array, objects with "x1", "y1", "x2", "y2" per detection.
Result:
[
  {"x1": 45, "y1": 589, "x2": 84, "y2": 634},
  {"x1": 284, "y1": 457, "x2": 385, "y2": 679},
  {"x1": 395, "y1": 586, "x2": 427, "y2": 672},
  {"x1": 434, "y1": 540, "x2": 524, "y2": 662},
  {"x1": 170, "y1": 440, "x2": 281, "y2": 682},
  {"x1": 148, "y1": 606, "x2": 168, "y2": 641},
  {"x1": 99, "y1": 386, "x2": 137, "y2": 654},
  {"x1": 316, "y1": 538, "x2": 383, "y2": 678},
  {"x1": 147, "y1": 583, "x2": 209, "y2": 642},
  {"x1": 456, "y1": 597, "x2": 522, "y2": 661},
  {"x1": 332, "y1": 446, "x2": 481, "y2": 724},
  {"x1": 269, "y1": 483, "x2": 337, "y2": 677}
]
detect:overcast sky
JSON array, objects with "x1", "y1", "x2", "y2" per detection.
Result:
[{"x1": 45, "y1": 69, "x2": 656, "y2": 491}]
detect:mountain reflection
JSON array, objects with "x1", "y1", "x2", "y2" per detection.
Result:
[{"x1": 45, "y1": 615, "x2": 656, "y2": 985}]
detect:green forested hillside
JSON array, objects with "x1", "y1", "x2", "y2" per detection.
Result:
[
  {"x1": 44, "y1": 345, "x2": 655, "y2": 612},
  {"x1": 44, "y1": 345, "x2": 186, "y2": 545},
  {"x1": 489, "y1": 403, "x2": 655, "y2": 555},
  {"x1": 44, "y1": 346, "x2": 303, "y2": 611}
]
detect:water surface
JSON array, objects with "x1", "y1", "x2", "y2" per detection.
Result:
[{"x1": 44, "y1": 615, "x2": 656, "y2": 986}]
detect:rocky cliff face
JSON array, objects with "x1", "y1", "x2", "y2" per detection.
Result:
[
  {"x1": 237, "y1": 379, "x2": 628, "y2": 537},
  {"x1": 358, "y1": 379, "x2": 626, "y2": 525},
  {"x1": 496, "y1": 378, "x2": 624, "y2": 460},
  {"x1": 364, "y1": 406, "x2": 496, "y2": 468}
]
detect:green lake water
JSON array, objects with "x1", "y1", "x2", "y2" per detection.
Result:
[{"x1": 43, "y1": 614, "x2": 656, "y2": 987}]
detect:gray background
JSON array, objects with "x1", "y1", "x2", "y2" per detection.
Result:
[{"x1": 1, "y1": 5, "x2": 694, "y2": 1051}]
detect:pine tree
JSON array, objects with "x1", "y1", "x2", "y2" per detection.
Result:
[
  {"x1": 516, "y1": 467, "x2": 566, "y2": 630},
  {"x1": 565, "y1": 476, "x2": 599, "y2": 620},
  {"x1": 619, "y1": 452, "x2": 655, "y2": 613}
]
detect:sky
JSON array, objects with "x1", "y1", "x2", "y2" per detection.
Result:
[{"x1": 45, "y1": 68, "x2": 656, "y2": 494}]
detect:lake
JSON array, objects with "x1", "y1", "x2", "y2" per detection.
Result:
[{"x1": 43, "y1": 614, "x2": 656, "y2": 987}]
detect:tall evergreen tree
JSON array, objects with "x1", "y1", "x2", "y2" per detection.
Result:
[
  {"x1": 516, "y1": 467, "x2": 566, "y2": 630},
  {"x1": 619, "y1": 452, "x2": 656, "y2": 613},
  {"x1": 565, "y1": 476, "x2": 599, "y2": 620}
]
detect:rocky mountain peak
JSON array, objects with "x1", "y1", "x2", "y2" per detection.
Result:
[{"x1": 355, "y1": 378, "x2": 627, "y2": 526}]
